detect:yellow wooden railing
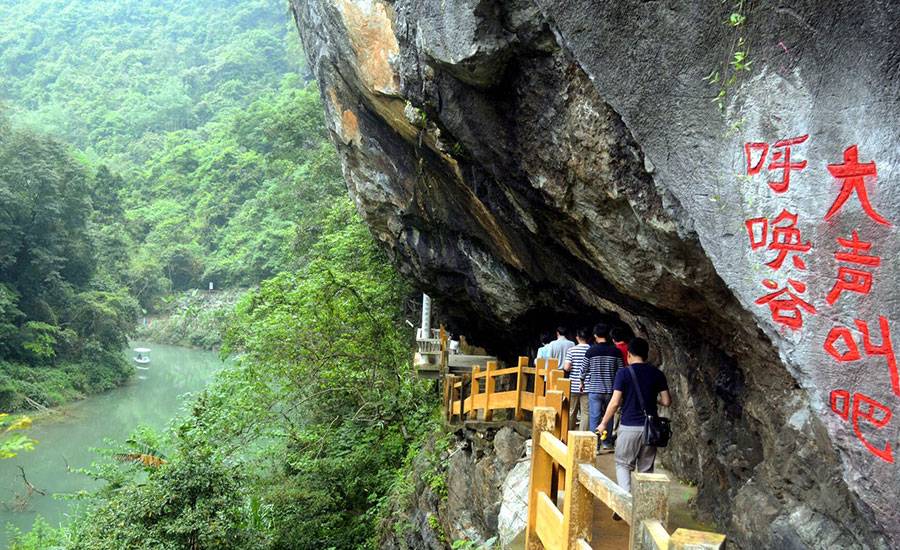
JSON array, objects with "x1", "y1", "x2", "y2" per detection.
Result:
[
  {"x1": 440, "y1": 355, "x2": 726, "y2": 550},
  {"x1": 445, "y1": 357, "x2": 569, "y2": 431},
  {"x1": 526, "y1": 405, "x2": 726, "y2": 550}
]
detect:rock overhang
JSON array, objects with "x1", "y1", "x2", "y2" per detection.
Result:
[{"x1": 292, "y1": 0, "x2": 900, "y2": 547}]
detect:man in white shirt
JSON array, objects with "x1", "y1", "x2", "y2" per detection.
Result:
[
  {"x1": 535, "y1": 331, "x2": 553, "y2": 366},
  {"x1": 545, "y1": 326, "x2": 575, "y2": 368}
]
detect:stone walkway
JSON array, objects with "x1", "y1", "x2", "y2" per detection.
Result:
[
  {"x1": 589, "y1": 452, "x2": 711, "y2": 550},
  {"x1": 504, "y1": 450, "x2": 712, "y2": 550}
]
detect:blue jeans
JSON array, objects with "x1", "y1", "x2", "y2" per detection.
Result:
[{"x1": 589, "y1": 393, "x2": 613, "y2": 444}]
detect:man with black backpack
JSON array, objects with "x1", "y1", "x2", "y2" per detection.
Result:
[{"x1": 595, "y1": 337, "x2": 671, "y2": 497}]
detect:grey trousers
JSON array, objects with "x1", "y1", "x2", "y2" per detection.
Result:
[
  {"x1": 615, "y1": 425, "x2": 657, "y2": 493},
  {"x1": 569, "y1": 392, "x2": 590, "y2": 431}
]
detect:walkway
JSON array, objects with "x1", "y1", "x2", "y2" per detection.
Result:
[
  {"x1": 589, "y1": 453, "x2": 711, "y2": 549},
  {"x1": 442, "y1": 352, "x2": 725, "y2": 549}
]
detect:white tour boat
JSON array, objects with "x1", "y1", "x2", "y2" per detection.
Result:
[{"x1": 134, "y1": 348, "x2": 151, "y2": 369}]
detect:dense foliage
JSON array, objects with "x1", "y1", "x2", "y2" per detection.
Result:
[
  {"x1": 0, "y1": 0, "x2": 344, "y2": 405},
  {"x1": 0, "y1": 0, "x2": 300, "y2": 161},
  {"x1": 1, "y1": 0, "x2": 336, "y2": 309},
  {"x1": 3, "y1": 0, "x2": 440, "y2": 547},
  {"x1": 133, "y1": 289, "x2": 245, "y2": 350},
  {"x1": 126, "y1": 78, "x2": 343, "y2": 297},
  {"x1": 11, "y1": 205, "x2": 436, "y2": 549},
  {"x1": 0, "y1": 115, "x2": 137, "y2": 409}
]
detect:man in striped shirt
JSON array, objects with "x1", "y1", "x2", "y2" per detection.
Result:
[
  {"x1": 579, "y1": 323, "x2": 624, "y2": 450},
  {"x1": 562, "y1": 327, "x2": 591, "y2": 430}
]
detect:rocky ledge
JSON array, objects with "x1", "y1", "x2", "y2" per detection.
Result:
[
  {"x1": 292, "y1": 1, "x2": 900, "y2": 547},
  {"x1": 380, "y1": 423, "x2": 529, "y2": 549}
]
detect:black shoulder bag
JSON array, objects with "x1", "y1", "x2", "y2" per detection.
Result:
[{"x1": 627, "y1": 367, "x2": 671, "y2": 448}]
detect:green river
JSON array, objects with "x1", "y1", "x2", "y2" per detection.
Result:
[{"x1": 0, "y1": 343, "x2": 222, "y2": 547}]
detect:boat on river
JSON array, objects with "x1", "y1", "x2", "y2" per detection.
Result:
[{"x1": 134, "y1": 348, "x2": 151, "y2": 369}]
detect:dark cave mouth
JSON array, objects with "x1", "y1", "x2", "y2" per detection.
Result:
[{"x1": 437, "y1": 302, "x2": 631, "y2": 367}]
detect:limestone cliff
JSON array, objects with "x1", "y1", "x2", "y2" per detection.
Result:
[
  {"x1": 381, "y1": 423, "x2": 528, "y2": 549},
  {"x1": 292, "y1": 1, "x2": 900, "y2": 547}
]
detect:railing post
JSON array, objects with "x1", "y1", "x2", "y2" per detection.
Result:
[
  {"x1": 468, "y1": 366, "x2": 481, "y2": 420},
  {"x1": 547, "y1": 370, "x2": 571, "y2": 443},
  {"x1": 459, "y1": 374, "x2": 467, "y2": 421},
  {"x1": 557, "y1": 379, "x2": 571, "y2": 443},
  {"x1": 443, "y1": 376, "x2": 451, "y2": 421},
  {"x1": 669, "y1": 529, "x2": 726, "y2": 549},
  {"x1": 439, "y1": 325, "x2": 449, "y2": 378},
  {"x1": 534, "y1": 359, "x2": 546, "y2": 410},
  {"x1": 563, "y1": 431, "x2": 597, "y2": 549},
  {"x1": 484, "y1": 361, "x2": 496, "y2": 422},
  {"x1": 630, "y1": 473, "x2": 670, "y2": 550},
  {"x1": 548, "y1": 368, "x2": 563, "y2": 392},
  {"x1": 525, "y1": 406, "x2": 556, "y2": 550},
  {"x1": 548, "y1": 380, "x2": 570, "y2": 491},
  {"x1": 446, "y1": 375, "x2": 459, "y2": 422},
  {"x1": 544, "y1": 391, "x2": 564, "y2": 437},
  {"x1": 515, "y1": 356, "x2": 527, "y2": 421},
  {"x1": 544, "y1": 390, "x2": 564, "y2": 498}
]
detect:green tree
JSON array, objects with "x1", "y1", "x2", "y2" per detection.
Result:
[
  {"x1": 0, "y1": 413, "x2": 36, "y2": 459},
  {"x1": 0, "y1": 114, "x2": 136, "y2": 408},
  {"x1": 64, "y1": 201, "x2": 435, "y2": 549}
]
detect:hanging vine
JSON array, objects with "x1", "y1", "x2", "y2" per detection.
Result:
[{"x1": 703, "y1": 1, "x2": 753, "y2": 112}]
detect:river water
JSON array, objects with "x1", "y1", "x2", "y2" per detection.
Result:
[{"x1": 0, "y1": 342, "x2": 222, "y2": 546}]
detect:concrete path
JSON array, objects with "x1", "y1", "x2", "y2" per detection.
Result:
[
  {"x1": 589, "y1": 452, "x2": 711, "y2": 549},
  {"x1": 507, "y1": 452, "x2": 715, "y2": 550}
]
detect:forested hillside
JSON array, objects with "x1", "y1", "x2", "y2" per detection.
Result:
[
  {"x1": 1, "y1": 0, "x2": 341, "y2": 305},
  {"x1": 0, "y1": 0, "x2": 345, "y2": 404},
  {"x1": 2, "y1": 1, "x2": 436, "y2": 547},
  {"x1": 0, "y1": 115, "x2": 137, "y2": 409},
  {"x1": 1, "y1": 0, "x2": 299, "y2": 160}
]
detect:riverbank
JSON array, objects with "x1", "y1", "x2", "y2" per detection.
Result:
[
  {"x1": 133, "y1": 288, "x2": 248, "y2": 350},
  {"x1": 0, "y1": 352, "x2": 131, "y2": 413},
  {"x1": 2, "y1": 343, "x2": 224, "y2": 548},
  {"x1": 0, "y1": 289, "x2": 244, "y2": 414}
]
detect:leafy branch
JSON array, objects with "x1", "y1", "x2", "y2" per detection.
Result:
[
  {"x1": 0, "y1": 413, "x2": 36, "y2": 459},
  {"x1": 704, "y1": 1, "x2": 752, "y2": 112}
]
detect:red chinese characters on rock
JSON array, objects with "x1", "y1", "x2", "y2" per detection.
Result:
[
  {"x1": 825, "y1": 231, "x2": 881, "y2": 305},
  {"x1": 830, "y1": 389, "x2": 894, "y2": 463},
  {"x1": 824, "y1": 316, "x2": 899, "y2": 397},
  {"x1": 745, "y1": 209, "x2": 816, "y2": 329},
  {"x1": 755, "y1": 278, "x2": 816, "y2": 330},
  {"x1": 825, "y1": 317, "x2": 899, "y2": 462},
  {"x1": 745, "y1": 210, "x2": 812, "y2": 269},
  {"x1": 745, "y1": 134, "x2": 809, "y2": 193},
  {"x1": 742, "y1": 137, "x2": 897, "y2": 463},
  {"x1": 820, "y1": 145, "x2": 896, "y2": 463},
  {"x1": 825, "y1": 145, "x2": 891, "y2": 226}
]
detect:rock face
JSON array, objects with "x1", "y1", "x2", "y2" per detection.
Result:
[
  {"x1": 381, "y1": 423, "x2": 528, "y2": 549},
  {"x1": 292, "y1": 1, "x2": 900, "y2": 547},
  {"x1": 497, "y1": 454, "x2": 530, "y2": 548}
]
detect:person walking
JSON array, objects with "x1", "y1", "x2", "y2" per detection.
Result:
[
  {"x1": 579, "y1": 323, "x2": 624, "y2": 451},
  {"x1": 596, "y1": 337, "x2": 671, "y2": 496},
  {"x1": 534, "y1": 331, "x2": 552, "y2": 366},
  {"x1": 610, "y1": 326, "x2": 630, "y2": 363},
  {"x1": 546, "y1": 326, "x2": 575, "y2": 369},
  {"x1": 562, "y1": 327, "x2": 591, "y2": 430}
]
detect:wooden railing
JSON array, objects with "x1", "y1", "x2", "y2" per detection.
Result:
[
  {"x1": 440, "y1": 354, "x2": 726, "y2": 549},
  {"x1": 525, "y1": 406, "x2": 726, "y2": 550},
  {"x1": 445, "y1": 357, "x2": 569, "y2": 432}
]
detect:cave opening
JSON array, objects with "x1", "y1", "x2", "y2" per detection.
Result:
[{"x1": 442, "y1": 304, "x2": 632, "y2": 369}]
